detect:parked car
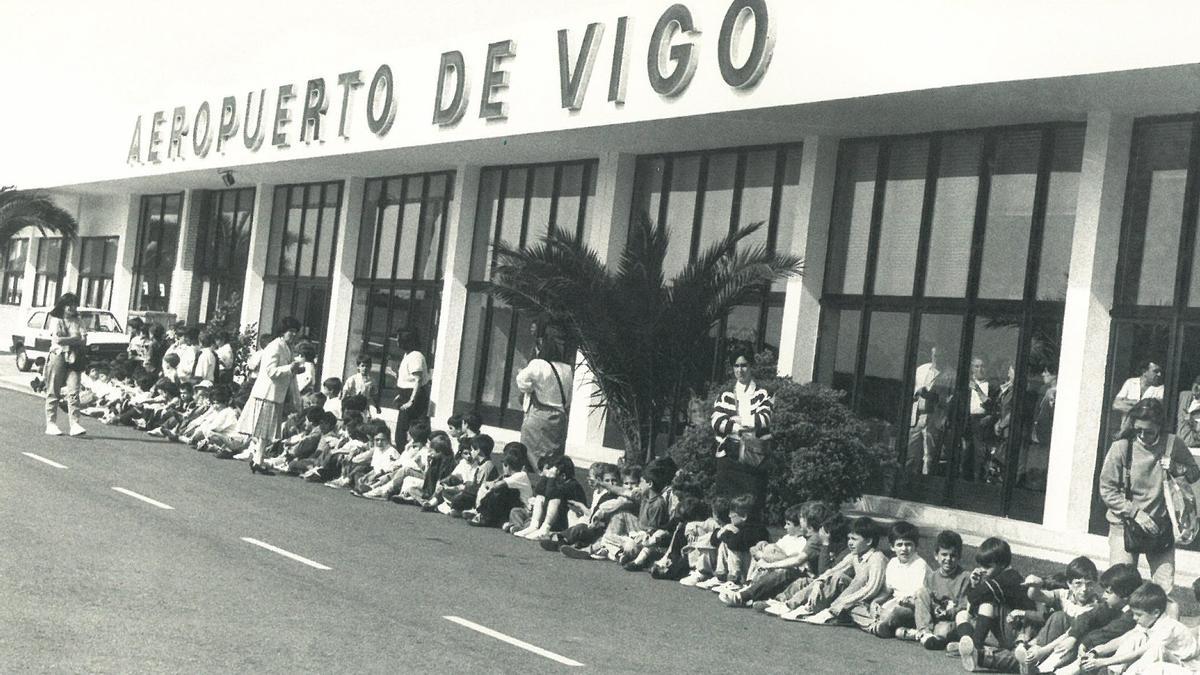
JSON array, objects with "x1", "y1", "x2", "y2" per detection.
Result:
[{"x1": 11, "y1": 308, "x2": 130, "y2": 372}]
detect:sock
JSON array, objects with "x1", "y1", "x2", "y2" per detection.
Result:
[
  {"x1": 956, "y1": 621, "x2": 975, "y2": 645},
  {"x1": 971, "y1": 614, "x2": 994, "y2": 649}
]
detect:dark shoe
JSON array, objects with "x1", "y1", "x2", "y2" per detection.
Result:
[
  {"x1": 250, "y1": 463, "x2": 275, "y2": 476},
  {"x1": 215, "y1": 449, "x2": 236, "y2": 460},
  {"x1": 466, "y1": 516, "x2": 488, "y2": 527},
  {"x1": 623, "y1": 557, "x2": 651, "y2": 572},
  {"x1": 560, "y1": 545, "x2": 594, "y2": 560},
  {"x1": 540, "y1": 537, "x2": 563, "y2": 552}
]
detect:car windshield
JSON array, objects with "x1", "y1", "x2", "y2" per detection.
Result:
[{"x1": 79, "y1": 311, "x2": 121, "y2": 333}]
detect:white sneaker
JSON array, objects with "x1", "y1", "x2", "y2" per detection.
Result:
[
  {"x1": 68, "y1": 422, "x2": 87, "y2": 437},
  {"x1": 679, "y1": 571, "x2": 709, "y2": 587},
  {"x1": 231, "y1": 449, "x2": 253, "y2": 461},
  {"x1": 436, "y1": 502, "x2": 455, "y2": 516},
  {"x1": 711, "y1": 580, "x2": 740, "y2": 593},
  {"x1": 762, "y1": 600, "x2": 790, "y2": 616},
  {"x1": 325, "y1": 477, "x2": 351, "y2": 488},
  {"x1": 45, "y1": 423, "x2": 63, "y2": 436},
  {"x1": 696, "y1": 576, "x2": 725, "y2": 590}
]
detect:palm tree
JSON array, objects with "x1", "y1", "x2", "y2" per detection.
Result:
[
  {"x1": 0, "y1": 186, "x2": 79, "y2": 240},
  {"x1": 488, "y1": 213, "x2": 803, "y2": 464}
]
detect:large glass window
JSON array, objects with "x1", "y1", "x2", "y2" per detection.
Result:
[
  {"x1": 77, "y1": 236, "x2": 118, "y2": 310},
  {"x1": 0, "y1": 237, "x2": 28, "y2": 306},
  {"x1": 130, "y1": 193, "x2": 183, "y2": 312},
  {"x1": 815, "y1": 123, "x2": 1084, "y2": 522},
  {"x1": 456, "y1": 160, "x2": 596, "y2": 429},
  {"x1": 1094, "y1": 115, "x2": 1200, "y2": 549},
  {"x1": 631, "y1": 144, "x2": 803, "y2": 379},
  {"x1": 193, "y1": 187, "x2": 254, "y2": 323},
  {"x1": 345, "y1": 171, "x2": 453, "y2": 407},
  {"x1": 261, "y1": 182, "x2": 342, "y2": 357},
  {"x1": 31, "y1": 238, "x2": 68, "y2": 307}
]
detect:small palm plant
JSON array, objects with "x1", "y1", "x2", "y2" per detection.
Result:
[
  {"x1": 489, "y1": 213, "x2": 803, "y2": 464},
  {"x1": 0, "y1": 186, "x2": 79, "y2": 240}
]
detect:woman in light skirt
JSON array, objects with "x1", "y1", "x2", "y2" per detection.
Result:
[{"x1": 234, "y1": 316, "x2": 304, "y2": 475}]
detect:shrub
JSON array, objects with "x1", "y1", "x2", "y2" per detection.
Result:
[{"x1": 668, "y1": 372, "x2": 893, "y2": 524}]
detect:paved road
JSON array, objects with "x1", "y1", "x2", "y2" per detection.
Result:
[{"x1": 0, "y1": 387, "x2": 970, "y2": 674}]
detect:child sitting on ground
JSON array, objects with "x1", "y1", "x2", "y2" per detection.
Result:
[
  {"x1": 184, "y1": 384, "x2": 239, "y2": 450},
  {"x1": 720, "y1": 501, "x2": 834, "y2": 608},
  {"x1": 327, "y1": 421, "x2": 395, "y2": 489},
  {"x1": 322, "y1": 377, "x2": 343, "y2": 419},
  {"x1": 468, "y1": 442, "x2": 535, "y2": 527},
  {"x1": 677, "y1": 495, "x2": 729, "y2": 587},
  {"x1": 766, "y1": 513, "x2": 854, "y2": 616},
  {"x1": 543, "y1": 462, "x2": 626, "y2": 552},
  {"x1": 1079, "y1": 582, "x2": 1197, "y2": 674},
  {"x1": 510, "y1": 455, "x2": 586, "y2": 539},
  {"x1": 788, "y1": 516, "x2": 888, "y2": 626},
  {"x1": 388, "y1": 432, "x2": 456, "y2": 503},
  {"x1": 703, "y1": 493, "x2": 771, "y2": 593},
  {"x1": 288, "y1": 412, "x2": 340, "y2": 475},
  {"x1": 1035, "y1": 563, "x2": 1142, "y2": 675},
  {"x1": 342, "y1": 356, "x2": 380, "y2": 412},
  {"x1": 848, "y1": 520, "x2": 931, "y2": 638},
  {"x1": 566, "y1": 460, "x2": 672, "y2": 563},
  {"x1": 436, "y1": 434, "x2": 500, "y2": 516},
  {"x1": 1010, "y1": 556, "x2": 1100, "y2": 673},
  {"x1": 953, "y1": 536, "x2": 1036, "y2": 672},
  {"x1": 896, "y1": 529, "x2": 970, "y2": 650}
]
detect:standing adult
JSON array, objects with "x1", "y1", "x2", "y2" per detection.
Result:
[
  {"x1": 392, "y1": 328, "x2": 431, "y2": 447},
  {"x1": 234, "y1": 317, "x2": 304, "y2": 475},
  {"x1": 964, "y1": 356, "x2": 999, "y2": 482},
  {"x1": 1112, "y1": 359, "x2": 1165, "y2": 435},
  {"x1": 43, "y1": 293, "x2": 87, "y2": 437},
  {"x1": 1176, "y1": 375, "x2": 1200, "y2": 451},
  {"x1": 710, "y1": 349, "x2": 773, "y2": 518},
  {"x1": 1098, "y1": 398, "x2": 1200, "y2": 593},
  {"x1": 908, "y1": 345, "x2": 948, "y2": 476},
  {"x1": 515, "y1": 338, "x2": 573, "y2": 471}
]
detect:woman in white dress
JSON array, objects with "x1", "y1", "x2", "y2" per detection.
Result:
[{"x1": 234, "y1": 317, "x2": 304, "y2": 475}]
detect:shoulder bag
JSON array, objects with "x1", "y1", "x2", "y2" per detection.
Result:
[{"x1": 1122, "y1": 438, "x2": 1175, "y2": 554}]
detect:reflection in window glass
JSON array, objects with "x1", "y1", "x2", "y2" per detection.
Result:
[
  {"x1": 698, "y1": 152, "x2": 738, "y2": 257},
  {"x1": 1037, "y1": 128, "x2": 1084, "y2": 301},
  {"x1": 925, "y1": 134, "x2": 982, "y2": 297},
  {"x1": 664, "y1": 155, "x2": 699, "y2": 277},
  {"x1": 873, "y1": 138, "x2": 928, "y2": 296},
  {"x1": 905, "y1": 314, "x2": 962, "y2": 478},
  {"x1": 815, "y1": 308, "x2": 861, "y2": 402},
  {"x1": 131, "y1": 193, "x2": 182, "y2": 312},
  {"x1": 859, "y1": 311, "x2": 909, "y2": 431},
  {"x1": 978, "y1": 130, "x2": 1041, "y2": 299},
  {"x1": 1125, "y1": 121, "x2": 1191, "y2": 307},
  {"x1": 826, "y1": 142, "x2": 878, "y2": 295}
]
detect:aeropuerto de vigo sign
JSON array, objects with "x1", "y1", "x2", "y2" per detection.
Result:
[{"x1": 125, "y1": 0, "x2": 775, "y2": 166}]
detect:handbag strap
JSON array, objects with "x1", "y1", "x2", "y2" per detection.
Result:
[
  {"x1": 1124, "y1": 438, "x2": 1133, "y2": 502},
  {"x1": 542, "y1": 359, "x2": 569, "y2": 414}
]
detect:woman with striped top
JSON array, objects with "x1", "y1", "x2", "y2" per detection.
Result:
[{"x1": 711, "y1": 349, "x2": 773, "y2": 518}]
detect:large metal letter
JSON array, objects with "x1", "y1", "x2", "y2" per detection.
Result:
[
  {"x1": 192, "y1": 101, "x2": 213, "y2": 158},
  {"x1": 336, "y1": 70, "x2": 363, "y2": 139},
  {"x1": 717, "y1": 0, "x2": 774, "y2": 89},
  {"x1": 366, "y1": 64, "x2": 396, "y2": 136},
  {"x1": 217, "y1": 95, "x2": 239, "y2": 153},
  {"x1": 608, "y1": 16, "x2": 630, "y2": 105},
  {"x1": 479, "y1": 40, "x2": 516, "y2": 120},
  {"x1": 300, "y1": 78, "x2": 328, "y2": 143},
  {"x1": 168, "y1": 106, "x2": 188, "y2": 160},
  {"x1": 272, "y1": 84, "x2": 296, "y2": 148},
  {"x1": 557, "y1": 23, "x2": 604, "y2": 111},
  {"x1": 646, "y1": 4, "x2": 699, "y2": 97},
  {"x1": 244, "y1": 89, "x2": 266, "y2": 151},
  {"x1": 432, "y1": 51, "x2": 468, "y2": 126},
  {"x1": 127, "y1": 116, "x2": 142, "y2": 165},
  {"x1": 147, "y1": 111, "x2": 166, "y2": 164}
]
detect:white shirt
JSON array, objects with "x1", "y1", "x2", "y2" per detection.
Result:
[
  {"x1": 198, "y1": 406, "x2": 239, "y2": 436},
  {"x1": 502, "y1": 471, "x2": 534, "y2": 506},
  {"x1": 516, "y1": 359, "x2": 572, "y2": 412},
  {"x1": 775, "y1": 534, "x2": 808, "y2": 557},
  {"x1": 369, "y1": 445, "x2": 403, "y2": 472},
  {"x1": 396, "y1": 351, "x2": 430, "y2": 390},
  {"x1": 216, "y1": 343, "x2": 235, "y2": 370},
  {"x1": 175, "y1": 344, "x2": 198, "y2": 382},
  {"x1": 1116, "y1": 376, "x2": 1164, "y2": 404},
  {"x1": 734, "y1": 381, "x2": 759, "y2": 428},
  {"x1": 885, "y1": 555, "x2": 931, "y2": 602},
  {"x1": 323, "y1": 397, "x2": 342, "y2": 420},
  {"x1": 969, "y1": 379, "x2": 992, "y2": 415},
  {"x1": 1126, "y1": 615, "x2": 1199, "y2": 670}
]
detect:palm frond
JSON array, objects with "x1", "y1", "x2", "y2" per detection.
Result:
[{"x1": 0, "y1": 189, "x2": 79, "y2": 240}]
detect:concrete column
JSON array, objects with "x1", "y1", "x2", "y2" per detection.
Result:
[
  {"x1": 239, "y1": 184, "x2": 276, "y2": 331},
  {"x1": 777, "y1": 135, "x2": 840, "y2": 381},
  {"x1": 57, "y1": 194, "x2": 83, "y2": 296},
  {"x1": 1042, "y1": 111, "x2": 1132, "y2": 532},
  {"x1": 429, "y1": 166, "x2": 481, "y2": 420},
  {"x1": 110, "y1": 195, "x2": 140, "y2": 322},
  {"x1": 320, "y1": 177, "x2": 364, "y2": 378},
  {"x1": 564, "y1": 151, "x2": 636, "y2": 463},
  {"x1": 167, "y1": 189, "x2": 201, "y2": 321}
]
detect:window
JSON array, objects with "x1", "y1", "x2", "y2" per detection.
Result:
[
  {"x1": 261, "y1": 182, "x2": 342, "y2": 357},
  {"x1": 456, "y1": 160, "x2": 596, "y2": 429},
  {"x1": 1093, "y1": 115, "x2": 1200, "y2": 549},
  {"x1": 345, "y1": 171, "x2": 453, "y2": 406},
  {"x1": 0, "y1": 237, "x2": 28, "y2": 305},
  {"x1": 76, "y1": 236, "x2": 119, "y2": 310},
  {"x1": 631, "y1": 144, "x2": 803, "y2": 380},
  {"x1": 130, "y1": 193, "x2": 183, "y2": 312},
  {"x1": 815, "y1": 122, "x2": 1084, "y2": 522},
  {"x1": 31, "y1": 238, "x2": 68, "y2": 307},
  {"x1": 193, "y1": 187, "x2": 255, "y2": 323}
]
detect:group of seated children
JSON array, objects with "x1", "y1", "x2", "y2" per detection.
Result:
[{"x1": 70, "y1": 366, "x2": 1200, "y2": 673}]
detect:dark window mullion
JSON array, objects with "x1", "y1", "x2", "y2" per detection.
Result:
[
  {"x1": 658, "y1": 157, "x2": 674, "y2": 235},
  {"x1": 548, "y1": 164, "x2": 562, "y2": 230},
  {"x1": 434, "y1": 171, "x2": 453, "y2": 281},
  {"x1": 488, "y1": 170, "x2": 510, "y2": 277},
  {"x1": 861, "y1": 142, "x2": 892, "y2": 297},
  {"x1": 964, "y1": 134, "x2": 997, "y2": 303},
  {"x1": 576, "y1": 161, "x2": 593, "y2": 242},
  {"x1": 498, "y1": 309, "x2": 522, "y2": 427},
  {"x1": 295, "y1": 185, "x2": 309, "y2": 279},
  {"x1": 390, "y1": 178, "x2": 410, "y2": 280},
  {"x1": 910, "y1": 135, "x2": 943, "y2": 298},
  {"x1": 369, "y1": 179, "x2": 389, "y2": 279},
  {"x1": 688, "y1": 155, "x2": 707, "y2": 262},
  {"x1": 310, "y1": 184, "x2": 326, "y2": 277},
  {"x1": 1021, "y1": 131, "x2": 1057, "y2": 304},
  {"x1": 411, "y1": 175, "x2": 431, "y2": 282},
  {"x1": 1171, "y1": 119, "x2": 1200, "y2": 312},
  {"x1": 517, "y1": 163, "x2": 535, "y2": 248},
  {"x1": 765, "y1": 146, "x2": 787, "y2": 255},
  {"x1": 473, "y1": 294, "x2": 497, "y2": 409},
  {"x1": 1114, "y1": 122, "x2": 1154, "y2": 308}
]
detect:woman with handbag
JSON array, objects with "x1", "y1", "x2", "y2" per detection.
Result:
[
  {"x1": 1099, "y1": 398, "x2": 1200, "y2": 592},
  {"x1": 233, "y1": 316, "x2": 305, "y2": 475},
  {"x1": 516, "y1": 338, "x2": 572, "y2": 472},
  {"x1": 43, "y1": 292, "x2": 88, "y2": 437},
  {"x1": 710, "y1": 349, "x2": 773, "y2": 519}
]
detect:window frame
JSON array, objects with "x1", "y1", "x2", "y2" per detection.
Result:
[
  {"x1": 76, "y1": 236, "x2": 119, "y2": 310},
  {"x1": 193, "y1": 187, "x2": 256, "y2": 323},
  {"x1": 31, "y1": 237, "x2": 68, "y2": 308},
  {"x1": 130, "y1": 192, "x2": 184, "y2": 312},
  {"x1": 0, "y1": 237, "x2": 29, "y2": 306}
]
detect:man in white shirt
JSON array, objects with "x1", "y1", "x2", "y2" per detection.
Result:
[
  {"x1": 1112, "y1": 359, "x2": 1164, "y2": 433},
  {"x1": 963, "y1": 356, "x2": 998, "y2": 482},
  {"x1": 907, "y1": 345, "x2": 946, "y2": 476}
]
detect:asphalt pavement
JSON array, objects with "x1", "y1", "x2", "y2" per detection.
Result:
[{"x1": 0, "y1": 384, "x2": 971, "y2": 674}]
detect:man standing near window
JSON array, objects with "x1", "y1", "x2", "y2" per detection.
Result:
[
  {"x1": 908, "y1": 345, "x2": 946, "y2": 476},
  {"x1": 963, "y1": 356, "x2": 999, "y2": 482},
  {"x1": 1112, "y1": 359, "x2": 1165, "y2": 434}
]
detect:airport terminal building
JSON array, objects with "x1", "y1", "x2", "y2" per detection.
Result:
[{"x1": 8, "y1": 1, "x2": 1200, "y2": 564}]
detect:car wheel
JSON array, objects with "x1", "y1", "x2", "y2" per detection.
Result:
[{"x1": 15, "y1": 348, "x2": 31, "y2": 372}]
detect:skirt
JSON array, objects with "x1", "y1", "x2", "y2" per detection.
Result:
[
  {"x1": 235, "y1": 397, "x2": 284, "y2": 443},
  {"x1": 520, "y1": 402, "x2": 567, "y2": 470}
]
